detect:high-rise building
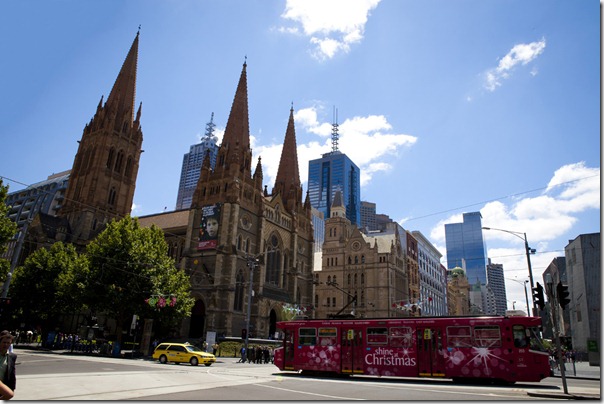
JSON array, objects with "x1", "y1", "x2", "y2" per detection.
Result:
[
  {"x1": 486, "y1": 259, "x2": 507, "y2": 315},
  {"x1": 412, "y1": 230, "x2": 447, "y2": 316},
  {"x1": 307, "y1": 117, "x2": 361, "y2": 227},
  {"x1": 445, "y1": 212, "x2": 488, "y2": 285},
  {"x1": 175, "y1": 114, "x2": 219, "y2": 210},
  {"x1": 360, "y1": 201, "x2": 376, "y2": 231}
]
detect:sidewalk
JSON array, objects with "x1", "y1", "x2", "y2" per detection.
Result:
[{"x1": 527, "y1": 361, "x2": 601, "y2": 400}]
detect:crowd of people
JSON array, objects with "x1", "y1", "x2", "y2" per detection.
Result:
[{"x1": 238, "y1": 345, "x2": 274, "y2": 364}]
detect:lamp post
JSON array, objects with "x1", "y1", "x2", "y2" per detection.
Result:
[
  {"x1": 545, "y1": 273, "x2": 568, "y2": 394},
  {"x1": 506, "y1": 278, "x2": 530, "y2": 316},
  {"x1": 244, "y1": 255, "x2": 260, "y2": 358},
  {"x1": 482, "y1": 227, "x2": 536, "y2": 316}
]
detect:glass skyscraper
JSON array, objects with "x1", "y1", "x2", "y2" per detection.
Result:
[
  {"x1": 175, "y1": 114, "x2": 219, "y2": 210},
  {"x1": 307, "y1": 151, "x2": 360, "y2": 227},
  {"x1": 445, "y1": 212, "x2": 488, "y2": 285}
]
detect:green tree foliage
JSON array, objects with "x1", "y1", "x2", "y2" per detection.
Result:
[
  {"x1": 11, "y1": 242, "x2": 88, "y2": 328},
  {"x1": 85, "y1": 216, "x2": 193, "y2": 344},
  {"x1": 0, "y1": 179, "x2": 18, "y2": 278}
]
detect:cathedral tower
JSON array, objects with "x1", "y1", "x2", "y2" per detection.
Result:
[{"x1": 60, "y1": 31, "x2": 143, "y2": 243}]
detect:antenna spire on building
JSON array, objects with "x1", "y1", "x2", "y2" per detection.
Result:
[
  {"x1": 204, "y1": 112, "x2": 216, "y2": 139},
  {"x1": 331, "y1": 106, "x2": 339, "y2": 153}
]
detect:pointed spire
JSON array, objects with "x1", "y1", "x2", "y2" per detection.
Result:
[
  {"x1": 253, "y1": 156, "x2": 264, "y2": 190},
  {"x1": 273, "y1": 105, "x2": 301, "y2": 208},
  {"x1": 106, "y1": 30, "x2": 139, "y2": 125},
  {"x1": 222, "y1": 60, "x2": 250, "y2": 155}
]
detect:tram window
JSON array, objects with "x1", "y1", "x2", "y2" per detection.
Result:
[
  {"x1": 299, "y1": 328, "x2": 317, "y2": 346},
  {"x1": 473, "y1": 326, "x2": 501, "y2": 347},
  {"x1": 512, "y1": 325, "x2": 529, "y2": 348},
  {"x1": 367, "y1": 327, "x2": 388, "y2": 345},
  {"x1": 446, "y1": 326, "x2": 472, "y2": 348},
  {"x1": 318, "y1": 327, "x2": 337, "y2": 346},
  {"x1": 389, "y1": 327, "x2": 412, "y2": 348}
]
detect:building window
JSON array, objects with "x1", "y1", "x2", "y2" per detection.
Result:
[
  {"x1": 107, "y1": 148, "x2": 115, "y2": 169},
  {"x1": 108, "y1": 187, "x2": 117, "y2": 206}
]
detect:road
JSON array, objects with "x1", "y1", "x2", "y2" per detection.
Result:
[{"x1": 13, "y1": 349, "x2": 599, "y2": 400}]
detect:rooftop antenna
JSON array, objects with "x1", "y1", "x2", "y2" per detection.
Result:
[
  {"x1": 204, "y1": 112, "x2": 216, "y2": 139},
  {"x1": 331, "y1": 106, "x2": 339, "y2": 153}
]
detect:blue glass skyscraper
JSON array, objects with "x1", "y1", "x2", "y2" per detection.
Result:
[
  {"x1": 307, "y1": 151, "x2": 361, "y2": 227},
  {"x1": 445, "y1": 212, "x2": 488, "y2": 285}
]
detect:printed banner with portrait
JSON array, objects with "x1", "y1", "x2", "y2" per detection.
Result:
[{"x1": 198, "y1": 203, "x2": 221, "y2": 250}]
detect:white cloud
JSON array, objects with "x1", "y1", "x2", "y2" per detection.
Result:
[
  {"x1": 252, "y1": 105, "x2": 417, "y2": 190},
  {"x1": 279, "y1": 0, "x2": 381, "y2": 60},
  {"x1": 484, "y1": 38, "x2": 546, "y2": 91},
  {"x1": 426, "y1": 162, "x2": 599, "y2": 311},
  {"x1": 430, "y1": 162, "x2": 599, "y2": 247}
]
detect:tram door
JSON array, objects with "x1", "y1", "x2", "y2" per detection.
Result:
[
  {"x1": 282, "y1": 328, "x2": 295, "y2": 370},
  {"x1": 417, "y1": 327, "x2": 446, "y2": 377},
  {"x1": 341, "y1": 326, "x2": 365, "y2": 374}
]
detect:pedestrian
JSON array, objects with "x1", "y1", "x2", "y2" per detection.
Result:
[
  {"x1": 212, "y1": 343, "x2": 219, "y2": 356},
  {"x1": 239, "y1": 346, "x2": 246, "y2": 363},
  {"x1": 0, "y1": 331, "x2": 17, "y2": 395}
]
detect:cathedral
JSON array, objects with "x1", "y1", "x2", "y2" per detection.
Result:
[{"x1": 138, "y1": 59, "x2": 315, "y2": 339}]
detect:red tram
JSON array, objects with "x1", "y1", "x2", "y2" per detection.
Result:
[{"x1": 274, "y1": 316, "x2": 552, "y2": 384}]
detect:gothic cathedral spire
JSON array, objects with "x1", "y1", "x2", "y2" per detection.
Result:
[
  {"x1": 220, "y1": 61, "x2": 251, "y2": 167},
  {"x1": 60, "y1": 31, "x2": 143, "y2": 244},
  {"x1": 273, "y1": 105, "x2": 301, "y2": 213}
]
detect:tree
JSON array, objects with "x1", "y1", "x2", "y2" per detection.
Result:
[
  {"x1": 11, "y1": 242, "x2": 88, "y2": 332},
  {"x1": 84, "y1": 216, "x2": 193, "y2": 349},
  {"x1": 0, "y1": 179, "x2": 17, "y2": 279}
]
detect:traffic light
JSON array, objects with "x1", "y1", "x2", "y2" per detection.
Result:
[
  {"x1": 241, "y1": 328, "x2": 247, "y2": 340},
  {"x1": 532, "y1": 283, "x2": 545, "y2": 311},
  {"x1": 557, "y1": 282, "x2": 570, "y2": 309},
  {"x1": 0, "y1": 298, "x2": 10, "y2": 305}
]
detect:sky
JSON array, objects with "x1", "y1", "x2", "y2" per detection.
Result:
[{"x1": 1, "y1": 0, "x2": 600, "y2": 312}]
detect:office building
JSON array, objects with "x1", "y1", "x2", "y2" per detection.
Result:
[
  {"x1": 360, "y1": 201, "x2": 376, "y2": 231},
  {"x1": 444, "y1": 212, "x2": 488, "y2": 285},
  {"x1": 486, "y1": 259, "x2": 507, "y2": 316},
  {"x1": 175, "y1": 114, "x2": 219, "y2": 210},
  {"x1": 307, "y1": 120, "x2": 361, "y2": 227}
]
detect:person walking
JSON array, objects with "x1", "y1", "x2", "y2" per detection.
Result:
[{"x1": 0, "y1": 330, "x2": 17, "y2": 396}]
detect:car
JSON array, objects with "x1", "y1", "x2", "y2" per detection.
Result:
[{"x1": 152, "y1": 342, "x2": 216, "y2": 366}]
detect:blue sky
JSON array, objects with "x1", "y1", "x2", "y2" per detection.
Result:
[{"x1": 1, "y1": 0, "x2": 600, "y2": 311}]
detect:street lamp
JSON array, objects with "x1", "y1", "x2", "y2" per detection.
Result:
[
  {"x1": 482, "y1": 227, "x2": 536, "y2": 316},
  {"x1": 244, "y1": 255, "x2": 260, "y2": 357},
  {"x1": 506, "y1": 278, "x2": 530, "y2": 316}
]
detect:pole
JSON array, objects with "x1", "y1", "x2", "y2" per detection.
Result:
[
  {"x1": 244, "y1": 257, "x2": 256, "y2": 358},
  {"x1": 523, "y1": 280, "x2": 530, "y2": 317},
  {"x1": 523, "y1": 233, "x2": 536, "y2": 317},
  {"x1": 546, "y1": 276, "x2": 568, "y2": 394}
]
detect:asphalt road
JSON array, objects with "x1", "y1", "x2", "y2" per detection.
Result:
[{"x1": 13, "y1": 348, "x2": 600, "y2": 400}]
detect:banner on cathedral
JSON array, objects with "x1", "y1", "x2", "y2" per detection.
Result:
[{"x1": 198, "y1": 203, "x2": 221, "y2": 250}]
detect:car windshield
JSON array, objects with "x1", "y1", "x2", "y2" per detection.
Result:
[{"x1": 185, "y1": 345, "x2": 202, "y2": 352}]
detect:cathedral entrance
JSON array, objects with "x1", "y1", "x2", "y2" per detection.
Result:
[
  {"x1": 269, "y1": 309, "x2": 277, "y2": 339},
  {"x1": 189, "y1": 299, "x2": 206, "y2": 339}
]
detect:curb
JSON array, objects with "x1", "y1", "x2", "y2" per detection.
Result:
[{"x1": 527, "y1": 391, "x2": 600, "y2": 400}]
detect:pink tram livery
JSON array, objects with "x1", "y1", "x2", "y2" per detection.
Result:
[{"x1": 273, "y1": 316, "x2": 552, "y2": 384}]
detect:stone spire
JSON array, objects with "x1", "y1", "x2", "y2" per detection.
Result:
[
  {"x1": 222, "y1": 60, "x2": 250, "y2": 162},
  {"x1": 105, "y1": 30, "x2": 139, "y2": 126},
  {"x1": 273, "y1": 105, "x2": 301, "y2": 212}
]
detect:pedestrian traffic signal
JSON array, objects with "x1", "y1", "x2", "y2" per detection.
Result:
[
  {"x1": 532, "y1": 283, "x2": 545, "y2": 311},
  {"x1": 0, "y1": 298, "x2": 10, "y2": 305},
  {"x1": 557, "y1": 282, "x2": 570, "y2": 309}
]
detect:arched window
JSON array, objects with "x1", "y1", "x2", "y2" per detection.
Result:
[
  {"x1": 361, "y1": 255, "x2": 365, "y2": 263},
  {"x1": 348, "y1": 274, "x2": 351, "y2": 285},
  {"x1": 106, "y1": 148, "x2": 115, "y2": 169},
  {"x1": 348, "y1": 256, "x2": 352, "y2": 264},
  {"x1": 265, "y1": 234, "x2": 281, "y2": 286},
  {"x1": 115, "y1": 150, "x2": 124, "y2": 173},
  {"x1": 125, "y1": 156, "x2": 133, "y2": 178},
  {"x1": 237, "y1": 235, "x2": 242, "y2": 250},
  {"x1": 108, "y1": 187, "x2": 117, "y2": 206},
  {"x1": 361, "y1": 273, "x2": 365, "y2": 285},
  {"x1": 355, "y1": 256, "x2": 359, "y2": 264},
  {"x1": 233, "y1": 270, "x2": 244, "y2": 311},
  {"x1": 327, "y1": 275, "x2": 332, "y2": 284},
  {"x1": 332, "y1": 297, "x2": 336, "y2": 307}
]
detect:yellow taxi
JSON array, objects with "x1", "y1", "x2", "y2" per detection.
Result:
[{"x1": 152, "y1": 342, "x2": 216, "y2": 366}]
